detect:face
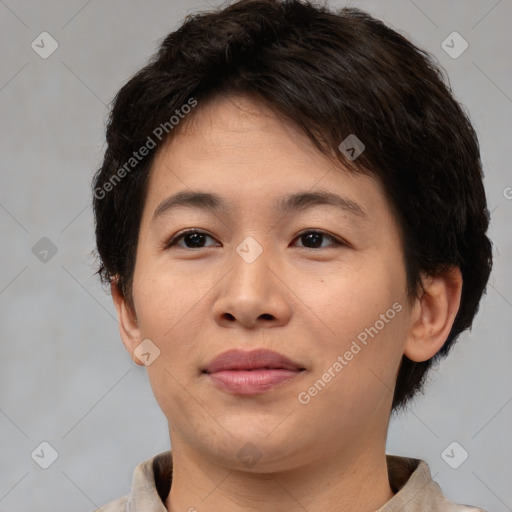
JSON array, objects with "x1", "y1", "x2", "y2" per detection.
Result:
[{"x1": 120, "y1": 95, "x2": 417, "y2": 472}]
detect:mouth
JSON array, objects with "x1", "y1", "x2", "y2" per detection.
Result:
[{"x1": 202, "y1": 349, "x2": 306, "y2": 395}]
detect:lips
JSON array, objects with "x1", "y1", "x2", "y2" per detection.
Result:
[
  {"x1": 202, "y1": 349, "x2": 306, "y2": 395},
  {"x1": 203, "y1": 348, "x2": 305, "y2": 373}
]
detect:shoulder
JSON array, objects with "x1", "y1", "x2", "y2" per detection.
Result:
[
  {"x1": 419, "y1": 464, "x2": 489, "y2": 512},
  {"x1": 90, "y1": 451, "x2": 172, "y2": 512},
  {"x1": 384, "y1": 455, "x2": 490, "y2": 512}
]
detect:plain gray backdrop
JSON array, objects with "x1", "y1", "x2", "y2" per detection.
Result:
[{"x1": 1, "y1": 0, "x2": 511, "y2": 511}]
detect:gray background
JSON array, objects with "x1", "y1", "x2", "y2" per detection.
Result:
[{"x1": 0, "y1": 0, "x2": 511, "y2": 511}]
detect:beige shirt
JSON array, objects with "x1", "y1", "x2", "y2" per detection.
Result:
[{"x1": 95, "y1": 452, "x2": 487, "y2": 511}]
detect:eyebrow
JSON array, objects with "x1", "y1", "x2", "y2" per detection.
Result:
[{"x1": 152, "y1": 189, "x2": 367, "y2": 221}]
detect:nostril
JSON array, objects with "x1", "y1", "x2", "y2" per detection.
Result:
[
  {"x1": 259, "y1": 313, "x2": 274, "y2": 321},
  {"x1": 223, "y1": 313, "x2": 236, "y2": 321}
]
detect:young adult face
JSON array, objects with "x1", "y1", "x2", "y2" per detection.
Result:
[{"x1": 113, "y1": 94, "x2": 461, "y2": 475}]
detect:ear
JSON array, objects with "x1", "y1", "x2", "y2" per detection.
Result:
[
  {"x1": 404, "y1": 267, "x2": 463, "y2": 362},
  {"x1": 111, "y1": 279, "x2": 144, "y2": 366}
]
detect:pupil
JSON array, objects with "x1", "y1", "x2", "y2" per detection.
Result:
[
  {"x1": 186, "y1": 233, "x2": 205, "y2": 248},
  {"x1": 304, "y1": 233, "x2": 322, "y2": 248}
]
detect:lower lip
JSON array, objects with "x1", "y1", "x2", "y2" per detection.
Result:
[{"x1": 207, "y1": 369, "x2": 302, "y2": 394}]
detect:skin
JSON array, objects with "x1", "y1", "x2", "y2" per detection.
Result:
[{"x1": 112, "y1": 94, "x2": 462, "y2": 512}]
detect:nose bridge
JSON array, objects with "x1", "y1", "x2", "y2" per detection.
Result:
[
  {"x1": 212, "y1": 236, "x2": 291, "y2": 328},
  {"x1": 236, "y1": 233, "x2": 266, "y2": 268},
  {"x1": 228, "y1": 236, "x2": 273, "y2": 300}
]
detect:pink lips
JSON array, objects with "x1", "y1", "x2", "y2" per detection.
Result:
[{"x1": 202, "y1": 349, "x2": 305, "y2": 395}]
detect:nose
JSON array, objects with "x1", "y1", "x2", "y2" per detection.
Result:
[{"x1": 212, "y1": 246, "x2": 292, "y2": 329}]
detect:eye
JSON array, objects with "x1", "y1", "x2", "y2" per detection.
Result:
[
  {"x1": 165, "y1": 229, "x2": 218, "y2": 249},
  {"x1": 165, "y1": 229, "x2": 345, "y2": 250},
  {"x1": 293, "y1": 230, "x2": 343, "y2": 249}
]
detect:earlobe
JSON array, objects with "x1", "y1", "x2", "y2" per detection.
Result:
[
  {"x1": 404, "y1": 267, "x2": 463, "y2": 362},
  {"x1": 110, "y1": 279, "x2": 144, "y2": 366}
]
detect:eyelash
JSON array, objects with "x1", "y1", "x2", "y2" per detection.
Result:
[{"x1": 164, "y1": 229, "x2": 346, "y2": 250}]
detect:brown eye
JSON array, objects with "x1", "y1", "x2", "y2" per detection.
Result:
[
  {"x1": 166, "y1": 230, "x2": 218, "y2": 249},
  {"x1": 294, "y1": 230, "x2": 341, "y2": 249}
]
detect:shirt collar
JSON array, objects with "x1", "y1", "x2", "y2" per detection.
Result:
[{"x1": 123, "y1": 451, "x2": 458, "y2": 511}]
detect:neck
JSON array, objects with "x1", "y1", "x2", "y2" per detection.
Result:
[{"x1": 165, "y1": 438, "x2": 394, "y2": 512}]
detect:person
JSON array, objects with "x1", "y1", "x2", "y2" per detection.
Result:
[{"x1": 91, "y1": 0, "x2": 493, "y2": 510}]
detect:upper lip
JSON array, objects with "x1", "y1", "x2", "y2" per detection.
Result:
[{"x1": 202, "y1": 349, "x2": 305, "y2": 373}]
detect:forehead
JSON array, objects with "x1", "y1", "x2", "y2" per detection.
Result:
[
  {"x1": 163, "y1": 94, "x2": 328, "y2": 169},
  {"x1": 143, "y1": 94, "x2": 394, "y2": 229}
]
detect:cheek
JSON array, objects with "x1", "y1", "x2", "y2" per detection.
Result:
[
  {"x1": 133, "y1": 261, "x2": 205, "y2": 336},
  {"x1": 130, "y1": 271, "x2": 201, "y2": 394},
  {"x1": 300, "y1": 262, "x2": 406, "y2": 344},
  {"x1": 294, "y1": 306, "x2": 408, "y2": 434},
  {"x1": 145, "y1": 360, "x2": 222, "y2": 450},
  {"x1": 300, "y1": 261, "x2": 409, "y2": 394},
  {"x1": 135, "y1": 278, "x2": 211, "y2": 429}
]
